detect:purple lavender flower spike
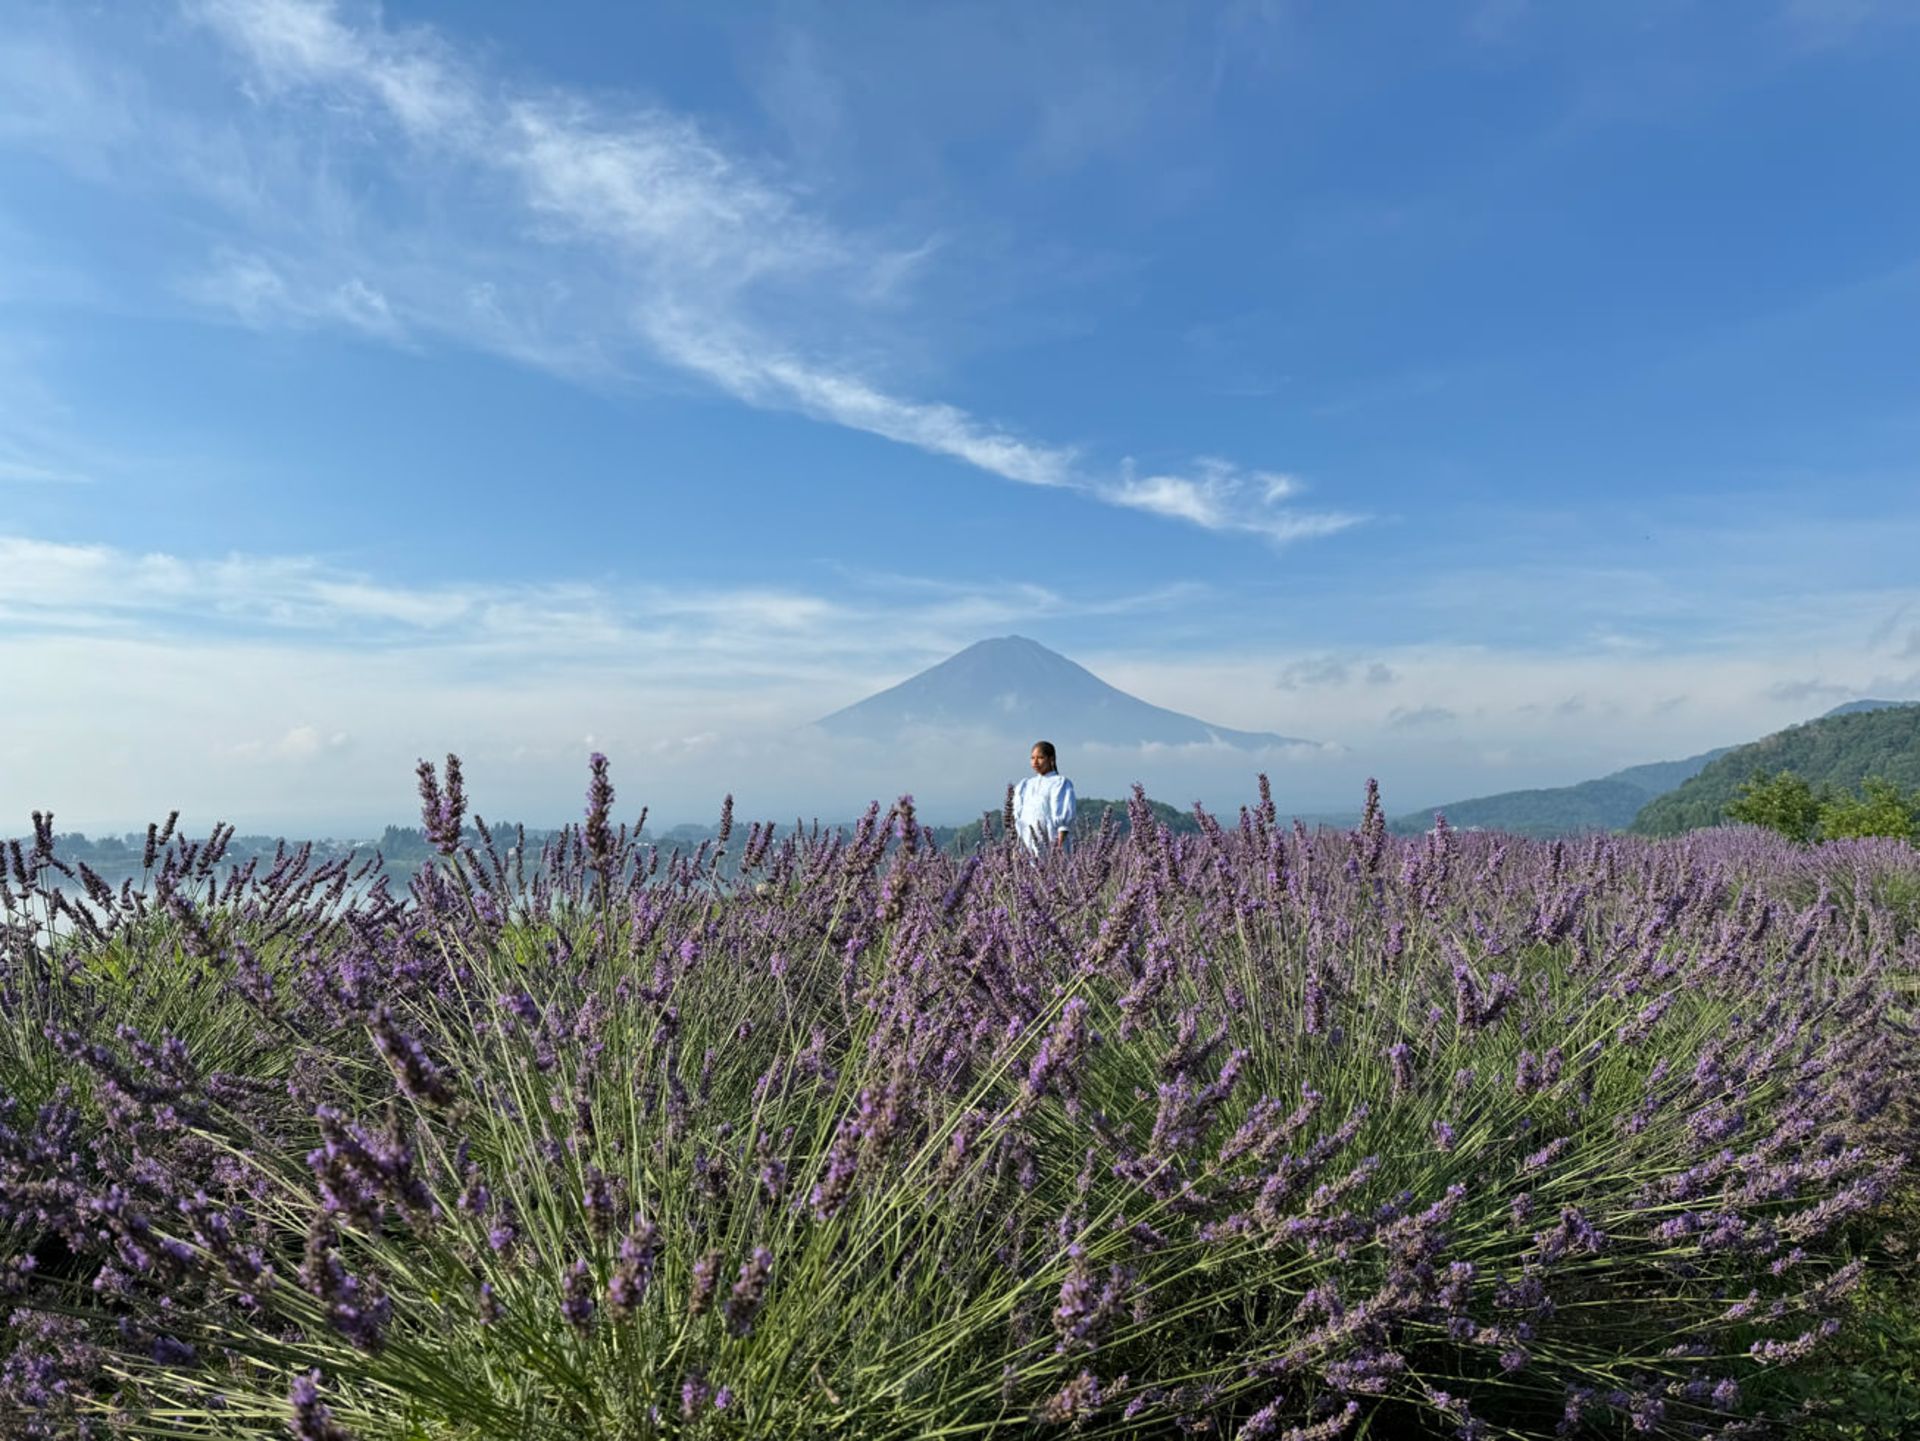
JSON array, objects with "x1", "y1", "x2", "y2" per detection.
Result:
[
  {"x1": 680, "y1": 1372, "x2": 712, "y2": 1418},
  {"x1": 584, "y1": 752, "x2": 616, "y2": 875},
  {"x1": 368, "y1": 1006, "x2": 456, "y2": 1108},
  {"x1": 559, "y1": 1258, "x2": 596, "y2": 1331},
  {"x1": 1387, "y1": 1041, "x2": 1414, "y2": 1097},
  {"x1": 724, "y1": 1246, "x2": 773, "y2": 1336},
  {"x1": 608, "y1": 1222, "x2": 660, "y2": 1318},
  {"x1": 289, "y1": 1370, "x2": 356, "y2": 1441},
  {"x1": 688, "y1": 1249, "x2": 722, "y2": 1316},
  {"x1": 415, "y1": 754, "x2": 466, "y2": 856}
]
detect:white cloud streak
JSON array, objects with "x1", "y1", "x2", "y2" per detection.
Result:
[
  {"x1": 0, "y1": 533, "x2": 1186, "y2": 669},
  {"x1": 1110, "y1": 459, "x2": 1358, "y2": 543},
  {"x1": 183, "y1": 251, "x2": 408, "y2": 340},
  {"x1": 642, "y1": 312, "x2": 1080, "y2": 489},
  {"x1": 154, "y1": 0, "x2": 1358, "y2": 543}
]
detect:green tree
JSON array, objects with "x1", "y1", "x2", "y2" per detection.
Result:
[
  {"x1": 1725, "y1": 769, "x2": 1823, "y2": 842},
  {"x1": 1818, "y1": 776, "x2": 1919, "y2": 841}
]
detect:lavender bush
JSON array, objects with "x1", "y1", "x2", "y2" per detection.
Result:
[{"x1": 1, "y1": 764, "x2": 1915, "y2": 1438}]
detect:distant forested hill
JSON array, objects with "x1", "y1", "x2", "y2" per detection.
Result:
[
  {"x1": 940, "y1": 795, "x2": 1201, "y2": 854},
  {"x1": 1389, "y1": 749, "x2": 1728, "y2": 838},
  {"x1": 1824, "y1": 699, "x2": 1917, "y2": 718},
  {"x1": 1630, "y1": 705, "x2": 1920, "y2": 836}
]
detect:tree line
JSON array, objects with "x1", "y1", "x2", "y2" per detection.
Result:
[{"x1": 1725, "y1": 770, "x2": 1920, "y2": 843}]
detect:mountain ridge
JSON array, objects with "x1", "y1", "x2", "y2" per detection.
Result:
[
  {"x1": 1390, "y1": 700, "x2": 1920, "y2": 838},
  {"x1": 1388, "y1": 748, "x2": 1731, "y2": 838},
  {"x1": 1630, "y1": 704, "x2": 1920, "y2": 836},
  {"x1": 816, "y1": 636, "x2": 1312, "y2": 749}
]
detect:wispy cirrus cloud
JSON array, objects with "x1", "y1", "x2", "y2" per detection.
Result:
[
  {"x1": 0, "y1": 533, "x2": 1199, "y2": 675},
  {"x1": 0, "y1": 535, "x2": 488, "y2": 635},
  {"x1": 641, "y1": 312, "x2": 1080, "y2": 490},
  {"x1": 14, "y1": 0, "x2": 1355, "y2": 546},
  {"x1": 1109, "y1": 459, "x2": 1352, "y2": 543},
  {"x1": 183, "y1": 251, "x2": 407, "y2": 340}
]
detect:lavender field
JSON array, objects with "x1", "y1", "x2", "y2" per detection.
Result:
[{"x1": 3, "y1": 759, "x2": 1917, "y2": 1439}]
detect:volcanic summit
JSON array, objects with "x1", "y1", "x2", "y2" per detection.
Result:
[{"x1": 815, "y1": 636, "x2": 1310, "y2": 748}]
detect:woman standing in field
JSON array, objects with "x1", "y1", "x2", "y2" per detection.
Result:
[{"x1": 1012, "y1": 739, "x2": 1075, "y2": 856}]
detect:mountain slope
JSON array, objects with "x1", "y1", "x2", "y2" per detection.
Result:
[
  {"x1": 1389, "y1": 748, "x2": 1729, "y2": 838},
  {"x1": 817, "y1": 636, "x2": 1310, "y2": 748},
  {"x1": 1605, "y1": 750, "x2": 1735, "y2": 795},
  {"x1": 1823, "y1": 699, "x2": 1919, "y2": 719},
  {"x1": 1630, "y1": 706, "x2": 1920, "y2": 836}
]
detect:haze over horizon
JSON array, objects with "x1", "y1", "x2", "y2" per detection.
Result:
[{"x1": 4, "y1": 1, "x2": 1919, "y2": 834}]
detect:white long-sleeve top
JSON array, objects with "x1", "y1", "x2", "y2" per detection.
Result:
[{"x1": 1013, "y1": 772, "x2": 1075, "y2": 855}]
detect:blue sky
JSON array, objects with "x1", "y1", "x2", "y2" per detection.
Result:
[{"x1": 3, "y1": 0, "x2": 1919, "y2": 832}]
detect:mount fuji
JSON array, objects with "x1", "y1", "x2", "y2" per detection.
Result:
[{"x1": 816, "y1": 637, "x2": 1311, "y2": 749}]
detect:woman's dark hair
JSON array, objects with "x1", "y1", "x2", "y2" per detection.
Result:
[{"x1": 1033, "y1": 740, "x2": 1057, "y2": 766}]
